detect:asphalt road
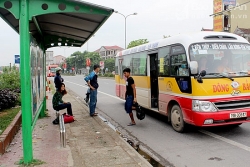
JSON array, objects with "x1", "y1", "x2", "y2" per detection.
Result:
[{"x1": 61, "y1": 75, "x2": 250, "y2": 167}]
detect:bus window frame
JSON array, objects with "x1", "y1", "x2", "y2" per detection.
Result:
[
  {"x1": 158, "y1": 46, "x2": 171, "y2": 77},
  {"x1": 131, "y1": 51, "x2": 147, "y2": 76},
  {"x1": 115, "y1": 57, "x2": 119, "y2": 75},
  {"x1": 169, "y1": 44, "x2": 189, "y2": 77}
]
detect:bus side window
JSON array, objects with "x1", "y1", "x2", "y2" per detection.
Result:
[
  {"x1": 158, "y1": 46, "x2": 171, "y2": 76},
  {"x1": 171, "y1": 54, "x2": 188, "y2": 76},
  {"x1": 170, "y1": 45, "x2": 188, "y2": 77}
]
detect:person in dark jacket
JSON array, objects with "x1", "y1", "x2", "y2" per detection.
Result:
[
  {"x1": 52, "y1": 83, "x2": 73, "y2": 116},
  {"x1": 84, "y1": 64, "x2": 100, "y2": 117},
  {"x1": 54, "y1": 67, "x2": 64, "y2": 90},
  {"x1": 123, "y1": 68, "x2": 137, "y2": 126}
]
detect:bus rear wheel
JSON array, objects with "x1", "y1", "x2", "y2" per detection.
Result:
[{"x1": 171, "y1": 105, "x2": 186, "y2": 133}]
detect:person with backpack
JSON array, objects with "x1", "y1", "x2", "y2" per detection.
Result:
[
  {"x1": 84, "y1": 64, "x2": 100, "y2": 117},
  {"x1": 54, "y1": 67, "x2": 64, "y2": 90},
  {"x1": 123, "y1": 68, "x2": 137, "y2": 126}
]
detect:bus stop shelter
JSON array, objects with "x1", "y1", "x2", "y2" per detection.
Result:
[{"x1": 0, "y1": 0, "x2": 113, "y2": 163}]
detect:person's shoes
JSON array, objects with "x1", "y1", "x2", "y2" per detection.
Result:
[
  {"x1": 127, "y1": 122, "x2": 136, "y2": 126},
  {"x1": 90, "y1": 113, "x2": 98, "y2": 117},
  {"x1": 52, "y1": 117, "x2": 59, "y2": 125}
]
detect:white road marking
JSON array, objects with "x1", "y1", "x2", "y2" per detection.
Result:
[
  {"x1": 66, "y1": 80, "x2": 250, "y2": 153},
  {"x1": 64, "y1": 80, "x2": 124, "y2": 102},
  {"x1": 199, "y1": 130, "x2": 250, "y2": 152}
]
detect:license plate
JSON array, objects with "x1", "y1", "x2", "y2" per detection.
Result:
[{"x1": 230, "y1": 112, "x2": 247, "y2": 119}]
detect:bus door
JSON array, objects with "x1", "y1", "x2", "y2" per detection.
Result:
[
  {"x1": 148, "y1": 53, "x2": 159, "y2": 109},
  {"x1": 118, "y1": 58, "x2": 125, "y2": 99}
]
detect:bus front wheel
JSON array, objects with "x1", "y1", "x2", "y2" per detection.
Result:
[{"x1": 171, "y1": 105, "x2": 186, "y2": 133}]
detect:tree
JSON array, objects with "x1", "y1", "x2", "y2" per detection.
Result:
[
  {"x1": 104, "y1": 58, "x2": 115, "y2": 72},
  {"x1": 65, "y1": 50, "x2": 104, "y2": 72},
  {"x1": 85, "y1": 52, "x2": 103, "y2": 71},
  {"x1": 127, "y1": 39, "x2": 149, "y2": 49}
]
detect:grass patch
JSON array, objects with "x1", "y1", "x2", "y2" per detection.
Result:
[
  {"x1": 0, "y1": 107, "x2": 20, "y2": 135},
  {"x1": 16, "y1": 158, "x2": 45, "y2": 167}
]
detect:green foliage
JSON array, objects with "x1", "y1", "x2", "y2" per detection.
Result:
[
  {"x1": 0, "y1": 89, "x2": 18, "y2": 110},
  {"x1": 65, "y1": 51, "x2": 104, "y2": 72},
  {"x1": 16, "y1": 95, "x2": 21, "y2": 106},
  {"x1": 0, "y1": 67, "x2": 21, "y2": 111},
  {"x1": 127, "y1": 39, "x2": 149, "y2": 49},
  {"x1": 0, "y1": 107, "x2": 20, "y2": 135},
  {"x1": 0, "y1": 67, "x2": 20, "y2": 90},
  {"x1": 104, "y1": 58, "x2": 115, "y2": 72},
  {"x1": 102, "y1": 73, "x2": 114, "y2": 77},
  {"x1": 16, "y1": 158, "x2": 45, "y2": 166}
]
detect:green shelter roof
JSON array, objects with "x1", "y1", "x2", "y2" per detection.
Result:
[{"x1": 0, "y1": 0, "x2": 114, "y2": 49}]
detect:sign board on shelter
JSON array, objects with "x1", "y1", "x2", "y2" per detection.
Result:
[{"x1": 15, "y1": 55, "x2": 20, "y2": 64}]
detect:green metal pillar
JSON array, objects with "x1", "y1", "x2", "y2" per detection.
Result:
[
  {"x1": 20, "y1": 0, "x2": 33, "y2": 163},
  {"x1": 40, "y1": 50, "x2": 46, "y2": 118}
]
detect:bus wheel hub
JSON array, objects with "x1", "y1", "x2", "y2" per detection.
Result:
[{"x1": 172, "y1": 110, "x2": 181, "y2": 127}]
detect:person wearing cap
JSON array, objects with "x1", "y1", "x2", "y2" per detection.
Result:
[
  {"x1": 84, "y1": 64, "x2": 100, "y2": 117},
  {"x1": 54, "y1": 67, "x2": 64, "y2": 90}
]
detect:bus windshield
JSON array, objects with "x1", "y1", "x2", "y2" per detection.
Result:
[
  {"x1": 189, "y1": 42, "x2": 250, "y2": 77},
  {"x1": 50, "y1": 67, "x2": 56, "y2": 73}
]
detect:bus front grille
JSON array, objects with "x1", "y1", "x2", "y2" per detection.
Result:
[{"x1": 214, "y1": 100, "x2": 250, "y2": 110}]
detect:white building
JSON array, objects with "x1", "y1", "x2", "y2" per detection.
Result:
[
  {"x1": 53, "y1": 55, "x2": 66, "y2": 65},
  {"x1": 46, "y1": 51, "x2": 53, "y2": 66},
  {"x1": 95, "y1": 46, "x2": 123, "y2": 59}
]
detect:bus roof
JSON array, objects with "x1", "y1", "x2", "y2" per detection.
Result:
[{"x1": 116, "y1": 31, "x2": 249, "y2": 57}]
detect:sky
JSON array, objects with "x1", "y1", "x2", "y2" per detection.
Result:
[{"x1": 0, "y1": 0, "x2": 213, "y2": 66}]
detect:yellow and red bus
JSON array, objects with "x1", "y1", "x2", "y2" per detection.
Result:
[
  {"x1": 115, "y1": 31, "x2": 250, "y2": 132},
  {"x1": 47, "y1": 64, "x2": 58, "y2": 77}
]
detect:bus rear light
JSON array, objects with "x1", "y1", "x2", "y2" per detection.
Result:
[{"x1": 204, "y1": 119, "x2": 213, "y2": 124}]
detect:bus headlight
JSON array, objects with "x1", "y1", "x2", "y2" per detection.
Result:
[{"x1": 192, "y1": 100, "x2": 218, "y2": 112}]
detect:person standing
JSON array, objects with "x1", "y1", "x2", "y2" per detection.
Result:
[
  {"x1": 84, "y1": 64, "x2": 100, "y2": 117},
  {"x1": 54, "y1": 67, "x2": 64, "y2": 90},
  {"x1": 123, "y1": 68, "x2": 136, "y2": 126}
]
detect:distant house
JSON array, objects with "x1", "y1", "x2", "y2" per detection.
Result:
[
  {"x1": 234, "y1": 27, "x2": 250, "y2": 43},
  {"x1": 95, "y1": 46, "x2": 123, "y2": 59},
  {"x1": 46, "y1": 51, "x2": 54, "y2": 66},
  {"x1": 53, "y1": 55, "x2": 66, "y2": 65}
]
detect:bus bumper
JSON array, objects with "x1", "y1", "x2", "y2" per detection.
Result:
[{"x1": 191, "y1": 109, "x2": 250, "y2": 127}]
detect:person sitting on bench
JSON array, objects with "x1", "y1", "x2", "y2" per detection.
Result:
[{"x1": 52, "y1": 83, "x2": 73, "y2": 116}]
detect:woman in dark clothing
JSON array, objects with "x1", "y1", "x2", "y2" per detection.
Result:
[
  {"x1": 54, "y1": 67, "x2": 64, "y2": 90},
  {"x1": 52, "y1": 83, "x2": 73, "y2": 116}
]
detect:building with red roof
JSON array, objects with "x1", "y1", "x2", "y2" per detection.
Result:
[{"x1": 95, "y1": 45, "x2": 123, "y2": 59}]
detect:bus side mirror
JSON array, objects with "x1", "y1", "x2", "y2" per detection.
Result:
[{"x1": 190, "y1": 61, "x2": 198, "y2": 75}]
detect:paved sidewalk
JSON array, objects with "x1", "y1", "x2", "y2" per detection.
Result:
[{"x1": 0, "y1": 88, "x2": 152, "y2": 167}]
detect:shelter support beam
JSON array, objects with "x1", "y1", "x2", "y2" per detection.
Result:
[
  {"x1": 20, "y1": 0, "x2": 33, "y2": 163},
  {"x1": 32, "y1": 16, "x2": 43, "y2": 36}
]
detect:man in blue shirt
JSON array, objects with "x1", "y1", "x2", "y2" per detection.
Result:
[{"x1": 84, "y1": 64, "x2": 100, "y2": 117}]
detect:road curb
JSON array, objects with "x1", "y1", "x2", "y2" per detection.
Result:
[
  {"x1": 0, "y1": 111, "x2": 21, "y2": 155},
  {"x1": 67, "y1": 89, "x2": 152, "y2": 166}
]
